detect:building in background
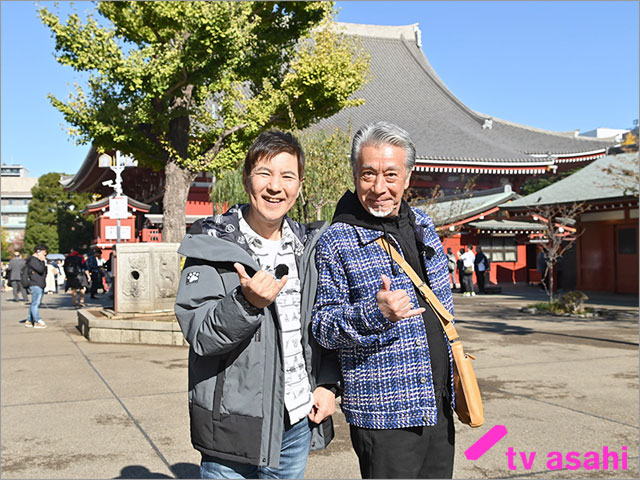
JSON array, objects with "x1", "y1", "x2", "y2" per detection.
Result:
[
  {"x1": 1, "y1": 164, "x2": 38, "y2": 247},
  {"x1": 420, "y1": 153, "x2": 639, "y2": 294},
  {"x1": 505, "y1": 153, "x2": 638, "y2": 294},
  {"x1": 580, "y1": 127, "x2": 629, "y2": 140}
]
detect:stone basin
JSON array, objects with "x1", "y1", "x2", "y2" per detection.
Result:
[{"x1": 77, "y1": 307, "x2": 187, "y2": 346}]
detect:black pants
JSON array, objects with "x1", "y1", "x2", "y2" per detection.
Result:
[
  {"x1": 350, "y1": 393, "x2": 455, "y2": 479},
  {"x1": 476, "y1": 270, "x2": 486, "y2": 293},
  {"x1": 10, "y1": 280, "x2": 28, "y2": 301},
  {"x1": 90, "y1": 271, "x2": 101, "y2": 296}
]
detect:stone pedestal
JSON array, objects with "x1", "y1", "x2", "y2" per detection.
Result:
[
  {"x1": 114, "y1": 243, "x2": 181, "y2": 314},
  {"x1": 77, "y1": 308, "x2": 187, "y2": 346}
]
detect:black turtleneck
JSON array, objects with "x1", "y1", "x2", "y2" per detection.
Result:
[{"x1": 332, "y1": 191, "x2": 450, "y2": 396}]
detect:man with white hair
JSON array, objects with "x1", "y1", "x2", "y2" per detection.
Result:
[{"x1": 313, "y1": 122, "x2": 456, "y2": 478}]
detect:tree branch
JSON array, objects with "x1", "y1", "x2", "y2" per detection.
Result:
[
  {"x1": 162, "y1": 67, "x2": 189, "y2": 104},
  {"x1": 203, "y1": 123, "x2": 248, "y2": 160}
]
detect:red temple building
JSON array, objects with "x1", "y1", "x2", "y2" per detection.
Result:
[
  {"x1": 83, "y1": 195, "x2": 152, "y2": 259},
  {"x1": 420, "y1": 153, "x2": 638, "y2": 294}
]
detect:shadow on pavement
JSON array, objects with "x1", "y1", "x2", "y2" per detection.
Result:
[{"x1": 115, "y1": 462, "x2": 199, "y2": 479}]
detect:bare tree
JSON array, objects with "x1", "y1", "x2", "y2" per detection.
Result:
[
  {"x1": 599, "y1": 153, "x2": 639, "y2": 197},
  {"x1": 408, "y1": 176, "x2": 477, "y2": 239},
  {"x1": 532, "y1": 202, "x2": 590, "y2": 303}
]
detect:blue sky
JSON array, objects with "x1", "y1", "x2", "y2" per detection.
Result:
[{"x1": 1, "y1": 1, "x2": 638, "y2": 179}]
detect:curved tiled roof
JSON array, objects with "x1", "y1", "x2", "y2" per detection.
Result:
[
  {"x1": 504, "y1": 153, "x2": 639, "y2": 208},
  {"x1": 469, "y1": 219, "x2": 545, "y2": 233},
  {"x1": 414, "y1": 185, "x2": 520, "y2": 226},
  {"x1": 314, "y1": 23, "x2": 618, "y2": 165},
  {"x1": 85, "y1": 194, "x2": 151, "y2": 213}
]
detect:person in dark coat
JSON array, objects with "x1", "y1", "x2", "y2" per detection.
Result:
[
  {"x1": 456, "y1": 248, "x2": 466, "y2": 293},
  {"x1": 473, "y1": 246, "x2": 489, "y2": 294},
  {"x1": 7, "y1": 251, "x2": 28, "y2": 302},
  {"x1": 86, "y1": 248, "x2": 102, "y2": 298},
  {"x1": 25, "y1": 244, "x2": 48, "y2": 328},
  {"x1": 64, "y1": 249, "x2": 89, "y2": 308}
]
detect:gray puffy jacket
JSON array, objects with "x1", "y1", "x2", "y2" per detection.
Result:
[{"x1": 175, "y1": 207, "x2": 338, "y2": 469}]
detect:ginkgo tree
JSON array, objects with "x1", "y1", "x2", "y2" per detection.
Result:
[{"x1": 39, "y1": 1, "x2": 369, "y2": 242}]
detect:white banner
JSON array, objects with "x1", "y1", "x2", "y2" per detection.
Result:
[
  {"x1": 105, "y1": 225, "x2": 131, "y2": 240},
  {"x1": 107, "y1": 196, "x2": 129, "y2": 219}
]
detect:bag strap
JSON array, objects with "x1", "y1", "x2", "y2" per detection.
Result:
[{"x1": 375, "y1": 237, "x2": 459, "y2": 342}]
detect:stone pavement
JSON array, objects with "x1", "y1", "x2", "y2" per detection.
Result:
[{"x1": 1, "y1": 286, "x2": 638, "y2": 479}]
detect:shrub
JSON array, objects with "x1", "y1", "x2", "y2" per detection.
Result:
[{"x1": 557, "y1": 291, "x2": 589, "y2": 314}]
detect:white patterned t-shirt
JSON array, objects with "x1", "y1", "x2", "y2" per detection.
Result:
[{"x1": 238, "y1": 213, "x2": 313, "y2": 424}]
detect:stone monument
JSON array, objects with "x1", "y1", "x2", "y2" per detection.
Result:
[
  {"x1": 77, "y1": 242, "x2": 186, "y2": 345},
  {"x1": 114, "y1": 242, "x2": 181, "y2": 313}
]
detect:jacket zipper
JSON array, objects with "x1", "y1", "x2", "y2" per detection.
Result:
[{"x1": 266, "y1": 304, "x2": 280, "y2": 465}]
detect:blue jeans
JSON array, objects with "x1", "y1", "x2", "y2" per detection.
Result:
[
  {"x1": 28, "y1": 286, "x2": 43, "y2": 323},
  {"x1": 200, "y1": 417, "x2": 312, "y2": 479}
]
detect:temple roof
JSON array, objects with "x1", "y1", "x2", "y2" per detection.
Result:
[
  {"x1": 414, "y1": 184, "x2": 520, "y2": 226},
  {"x1": 469, "y1": 219, "x2": 544, "y2": 234},
  {"x1": 314, "y1": 23, "x2": 618, "y2": 165},
  {"x1": 505, "y1": 153, "x2": 639, "y2": 208},
  {"x1": 85, "y1": 194, "x2": 151, "y2": 213},
  {"x1": 60, "y1": 146, "x2": 164, "y2": 203}
]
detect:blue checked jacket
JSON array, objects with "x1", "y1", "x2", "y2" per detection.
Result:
[{"x1": 312, "y1": 207, "x2": 455, "y2": 429}]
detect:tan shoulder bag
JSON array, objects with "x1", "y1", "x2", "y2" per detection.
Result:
[{"x1": 376, "y1": 238, "x2": 485, "y2": 427}]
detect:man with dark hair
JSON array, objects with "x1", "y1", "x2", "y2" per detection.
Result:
[
  {"x1": 8, "y1": 251, "x2": 28, "y2": 302},
  {"x1": 25, "y1": 244, "x2": 48, "y2": 328},
  {"x1": 175, "y1": 130, "x2": 339, "y2": 479},
  {"x1": 313, "y1": 121, "x2": 456, "y2": 479}
]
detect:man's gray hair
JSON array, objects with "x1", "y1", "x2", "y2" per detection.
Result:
[{"x1": 350, "y1": 121, "x2": 416, "y2": 174}]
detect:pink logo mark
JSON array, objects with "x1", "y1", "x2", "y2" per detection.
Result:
[{"x1": 465, "y1": 425, "x2": 508, "y2": 461}]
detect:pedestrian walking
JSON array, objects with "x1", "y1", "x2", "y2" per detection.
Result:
[
  {"x1": 86, "y1": 249, "x2": 101, "y2": 299},
  {"x1": 456, "y1": 248, "x2": 466, "y2": 294},
  {"x1": 54, "y1": 260, "x2": 65, "y2": 293},
  {"x1": 1, "y1": 261, "x2": 7, "y2": 292},
  {"x1": 536, "y1": 246, "x2": 549, "y2": 291},
  {"x1": 25, "y1": 244, "x2": 48, "y2": 328},
  {"x1": 7, "y1": 252, "x2": 28, "y2": 302},
  {"x1": 461, "y1": 245, "x2": 476, "y2": 296},
  {"x1": 45, "y1": 261, "x2": 57, "y2": 294},
  {"x1": 64, "y1": 249, "x2": 89, "y2": 308},
  {"x1": 446, "y1": 247, "x2": 457, "y2": 289},
  {"x1": 473, "y1": 245, "x2": 490, "y2": 294}
]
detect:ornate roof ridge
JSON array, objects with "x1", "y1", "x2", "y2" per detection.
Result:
[
  {"x1": 335, "y1": 22, "x2": 419, "y2": 41},
  {"x1": 481, "y1": 113, "x2": 620, "y2": 143}
]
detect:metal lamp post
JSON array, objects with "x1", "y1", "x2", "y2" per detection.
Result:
[{"x1": 98, "y1": 151, "x2": 137, "y2": 244}]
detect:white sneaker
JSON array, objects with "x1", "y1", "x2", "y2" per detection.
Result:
[
  {"x1": 33, "y1": 320, "x2": 47, "y2": 329},
  {"x1": 471, "y1": 292, "x2": 476, "y2": 296}
]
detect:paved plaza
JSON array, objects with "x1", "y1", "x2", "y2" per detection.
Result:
[{"x1": 1, "y1": 286, "x2": 638, "y2": 479}]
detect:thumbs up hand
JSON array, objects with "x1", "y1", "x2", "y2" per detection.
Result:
[
  {"x1": 234, "y1": 263, "x2": 288, "y2": 309},
  {"x1": 376, "y1": 274, "x2": 425, "y2": 323}
]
